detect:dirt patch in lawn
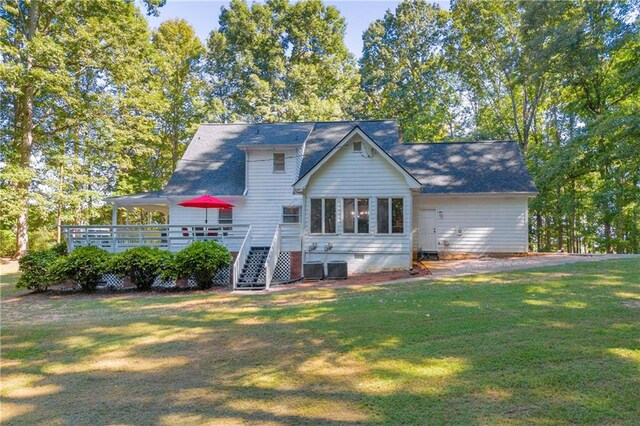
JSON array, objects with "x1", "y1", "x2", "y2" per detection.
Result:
[{"x1": 272, "y1": 262, "x2": 432, "y2": 293}]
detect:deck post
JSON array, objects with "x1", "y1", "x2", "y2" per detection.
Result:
[{"x1": 111, "y1": 205, "x2": 118, "y2": 225}]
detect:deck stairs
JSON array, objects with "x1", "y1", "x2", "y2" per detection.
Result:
[{"x1": 236, "y1": 246, "x2": 269, "y2": 290}]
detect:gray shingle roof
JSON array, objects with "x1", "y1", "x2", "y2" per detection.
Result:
[
  {"x1": 163, "y1": 124, "x2": 248, "y2": 196},
  {"x1": 160, "y1": 120, "x2": 536, "y2": 197},
  {"x1": 299, "y1": 120, "x2": 400, "y2": 178},
  {"x1": 388, "y1": 141, "x2": 538, "y2": 194}
]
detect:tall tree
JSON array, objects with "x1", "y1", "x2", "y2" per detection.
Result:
[
  {"x1": 528, "y1": 0, "x2": 640, "y2": 252},
  {"x1": 117, "y1": 19, "x2": 211, "y2": 196},
  {"x1": 359, "y1": 0, "x2": 460, "y2": 141},
  {"x1": 449, "y1": 0, "x2": 548, "y2": 152},
  {"x1": 0, "y1": 0, "x2": 162, "y2": 255},
  {"x1": 204, "y1": 0, "x2": 359, "y2": 122},
  {"x1": 153, "y1": 19, "x2": 207, "y2": 170}
]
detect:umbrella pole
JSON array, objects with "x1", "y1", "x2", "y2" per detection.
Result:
[{"x1": 205, "y1": 208, "x2": 208, "y2": 224}]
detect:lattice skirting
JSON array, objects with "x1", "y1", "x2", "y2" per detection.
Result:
[
  {"x1": 188, "y1": 266, "x2": 231, "y2": 287},
  {"x1": 152, "y1": 276, "x2": 177, "y2": 288},
  {"x1": 99, "y1": 273, "x2": 124, "y2": 289},
  {"x1": 273, "y1": 252, "x2": 291, "y2": 282},
  {"x1": 99, "y1": 266, "x2": 231, "y2": 290}
]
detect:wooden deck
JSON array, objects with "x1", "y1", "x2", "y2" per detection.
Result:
[{"x1": 61, "y1": 224, "x2": 251, "y2": 253}]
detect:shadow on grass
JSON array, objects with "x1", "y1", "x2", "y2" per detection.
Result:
[{"x1": 1, "y1": 259, "x2": 639, "y2": 424}]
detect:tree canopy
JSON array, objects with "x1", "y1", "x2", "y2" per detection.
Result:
[{"x1": 1, "y1": 0, "x2": 638, "y2": 256}]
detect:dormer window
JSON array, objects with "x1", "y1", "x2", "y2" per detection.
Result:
[
  {"x1": 273, "y1": 153, "x2": 285, "y2": 172},
  {"x1": 353, "y1": 141, "x2": 362, "y2": 152}
]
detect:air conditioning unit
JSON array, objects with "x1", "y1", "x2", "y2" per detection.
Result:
[
  {"x1": 327, "y1": 260, "x2": 348, "y2": 280},
  {"x1": 303, "y1": 261, "x2": 324, "y2": 280}
]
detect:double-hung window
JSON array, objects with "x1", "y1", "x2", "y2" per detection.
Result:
[
  {"x1": 273, "y1": 153, "x2": 285, "y2": 172},
  {"x1": 343, "y1": 198, "x2": 369, "y2": 234},
  {"x1": 218, "y1": 208, "x2": 233, "y2": 224},
  {"x1": 282, "y1": 206, "x2": 300, "y2": 224},
  {"x1": 377, "y1": 198, "x2": 403, "y2": 234},
  {"x1": 310, "y1": 198, "x2": 336, "y2": 233}
]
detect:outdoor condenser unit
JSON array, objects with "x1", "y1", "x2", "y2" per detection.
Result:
[
  {"x1": 327, "y1": 260, "x2": 348, "y2": 280},
  {"x1": 303, "y1": 261, "x2": 324, "y2": 280}
]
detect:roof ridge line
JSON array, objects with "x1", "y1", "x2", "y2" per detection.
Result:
[
  {"x1": 198, "y1": 119, "x2": 399, "y2": 126},
  {"x1": 401, "y1": 140, "x2": 516, "y2": 145}
]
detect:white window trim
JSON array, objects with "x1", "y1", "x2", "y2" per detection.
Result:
[
  {"x1": 343, "y1": 197, "x2": 370, "y2": 235},
  {"x1": 377, "y1": 197, "x2": 405, "y2": 235},
  {"x1": 219, "y1": 208, "x2": 233, "y2": 224},
  {"x1": 310, "y1": 198, "x2": 336, "y2": 234},
  {"x1": 273, "y1": 152, "x2": 285, "y2": 173},
  {"x1": 282, "y1": 206, "x2": 300, "y2": 224}
]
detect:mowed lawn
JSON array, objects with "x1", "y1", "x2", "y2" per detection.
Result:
[{"x1": 1, "y1": 259, "x2": 639, "y2": 425}]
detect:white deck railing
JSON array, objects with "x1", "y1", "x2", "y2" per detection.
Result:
[
  {"x1": 61, "y1": 224, "x2": 250, "y2": 254},
  {"x1": 232, "y1": 226, "x2": 252, "y2": 290},
  {"x1": 264, "y1": 224, "x2": 282, "y2": 290}
]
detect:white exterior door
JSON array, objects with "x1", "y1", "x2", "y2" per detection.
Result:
[{"x1": 419, "y1": 209, "x2": 437, "y2": 251}]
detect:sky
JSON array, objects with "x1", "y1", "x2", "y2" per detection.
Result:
[{"x1": 145, "y1": 0, "x2": 450, "y2": 58}]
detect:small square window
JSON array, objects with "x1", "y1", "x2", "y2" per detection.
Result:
[
  {"x1": 282, "y1": 206, "x2": 300, "y2": 223},
  {"x1": 273, "y1": 153, "x2": 285, "y2": 172},
  {"x1": 353, "y1": 141, "x2": 362, "y2": 152},
  {"x1": 219, "y1": 208, "x2": 233, "y2": 224}
]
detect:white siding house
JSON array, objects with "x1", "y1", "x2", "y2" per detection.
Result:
[
  {"x1": 413, "y1": 195, "x2": 529, "y2": 256},
  {"x1": 294, "y1": 128, "x2": 420, "y2": 273},
  {"x1": 79, "y1": 119, "x2": 537, "y2": 289}
]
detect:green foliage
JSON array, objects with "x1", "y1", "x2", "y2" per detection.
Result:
[
  {"x1": 0, "y1": 230, "x2": 15, "y2": 257},
  {"x1": 1, "y1": 0, "x2": 638, "y2": 255},
  {"x1": 50, "y1": 246, "x2": 111, "y2": 292},
  {"x1": 16, "y1": 246, "x2": 66, "y2": 291},
  {"x1": 168, "y1": 241, "x2": 232, "y2": 289},
  {"x1": 205, "y1": 0, "x2": 359, "y2": 122},
  {"x1": 360, "y1": 0, "x2": 459, "y2": 141},
  {"x1": 112, "y1": 247, "x2": 173, "y2": 290}
]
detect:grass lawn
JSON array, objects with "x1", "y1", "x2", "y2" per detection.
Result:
[{"x1": 1, "y1": 259, "x2": 639, "y2": 425}]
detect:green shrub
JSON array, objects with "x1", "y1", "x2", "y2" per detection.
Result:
[
  {"x1": 50, "y1": 246, "x2": 111, "y2": 292},
  {"x1": 168, "y1": 241, "x2": 232, "y2": 289},
  {"x1": 112, "y1": 247, "x2": 173, "y2": 290},
  {"x1": 17, "y1": 246, "x2": 65, "y2": 291},
  {"x1": 51, "y1": 242, "x2": 68, "y2": 256},
  {"x1": 0, "y1": 229, "x2": 15, "y2": 257}
]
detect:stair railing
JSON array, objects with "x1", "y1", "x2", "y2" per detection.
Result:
[
  {"x1": 233, "y1": 225, "x2": 252, "y2": 290},
  {"x1": 264, "y1": 224, "x2": 282, "y2": 290}
]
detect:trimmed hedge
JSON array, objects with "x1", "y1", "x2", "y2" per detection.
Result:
[
  {"x1": 16, "y1": 243, "x2": 67, "y2": 291},
  {"x1": 50, "y1": 246, "x2": 111, "y2": 292},
  {"x1": 112, "y1": 247, "x2": 173, "y2": 290},
  {"x1": 17, "y1": 240, "x2": 232, "y2": 293},
  {"x1": 166, "y1": 241, "x2": 232, "y2": 289}
]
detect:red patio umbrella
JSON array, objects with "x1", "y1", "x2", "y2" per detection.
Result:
[{"x1": 178, "y1": 195, "x2": 234, "y2": 224}]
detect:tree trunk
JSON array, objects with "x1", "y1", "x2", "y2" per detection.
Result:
[
  {"x1": 604, "y1": 221, "x2": 612, "y2": 254},
  {"x1": 15, "y1": 0, "x2": 39, "y2": 257},
  {"x1": 556, "y1": 188, "x2": 563, "y2": 252},
  {"x1": 56, "y1": 163, "x2": 64, "y2": 243},
  {"x1": 545, "y1": 216, "x2": 551, "y2": 251},
  {"x1": 536, "y1": 212, "x2": 542, "y2": 252}
]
